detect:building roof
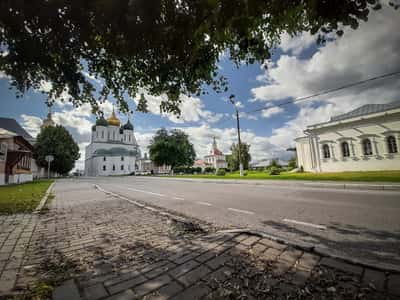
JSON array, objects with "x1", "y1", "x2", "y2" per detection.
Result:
[
  {"x1": 107, "y1": 109, "x2": 121, "y2": 126},
  {"x1": 122, "y1": 119, "x2": 134, "y2": 130},
  {"x1": 0, "y1": 117, "x2": 33, "y2": 140},
  {"x1": 330, "y1": 101, "x2": 400, "y2": 122}
]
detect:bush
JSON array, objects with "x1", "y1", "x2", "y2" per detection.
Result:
[
  {"x1": 269, "y1": 166, "x2": 281, "y2": 175},
  {"x1": 204, "y1": 167, "x2": 216, "y2": 174},
  {"x1": 216, "y1": 169, "x2": 226, "y2": 176}
]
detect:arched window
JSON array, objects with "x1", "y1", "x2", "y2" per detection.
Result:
[
  {"x1": 387, "y1": 136, "x2": 398, "y2": 153},
  {"x1": 322, "y1": 144, "x2": 330, "y2": 159},
  {"x1": 103, "y1": 156, "x2": 106, "y2": 161},
  {"x1": 121, "y1": 165, "x2": 124, "y2": 170},
  {"x1": 103, "y1": 165, "x2": 106, "y2": 171},
  {"x1": 112, "y1": 165, "x2": 115, "y2": 171},
  {"x1": 341, "y1": 142, "x2": 350, "y2": 157},
  {"x1": 101, "y1": 131, "x2": 104, "y2": 139},
  {"x1": 362, "y1": 139, "x2": 373, "y2": 155},
  {"x1": 121, "y1": 156, "x2": 124, "y2": 161}
]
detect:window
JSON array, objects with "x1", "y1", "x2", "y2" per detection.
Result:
[
  {"x1": 322, "y1": 144, "x2": 330, "y2": 159},
  {"x1": 387, "y1": 136, "x2": 398, "y2": 153},
  {"x1": 103, "y1": 165, "x2": 106, "y2": 171},
  {"x1": 103, "y1": 156, "x2": 106, "y2": 161},
  {"x1": 341, "y1": 142, "x2": 350, "y2": 158},
  {"x1": 121, "y1": 156, "x2": 124, "y2": 161},
  {"x1": 129, "y1": 135, "x2": 131, "y2": 142},
  {"x1": 121, "y1": 165, "x2": 124, "y2": 170},
  {"x1": 362, "y1": 139, "x2": 373, "y2": 155},
  {"x1": 112, "y1": 165, "x2": 116, "y2": 171},
  {"x1": 101, "y1": 131, "x2": 104, "y2": 139},
  {"x1": 113, "y1": 131, "x2": 115, "y2": 140}
]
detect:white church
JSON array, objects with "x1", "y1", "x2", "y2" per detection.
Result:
[
  {"x1": 295, "y1": 101, "x2": 400, "y2": 173},
  {"x1": 84, "y1": 110, "x2": 139, "y2": 176}
]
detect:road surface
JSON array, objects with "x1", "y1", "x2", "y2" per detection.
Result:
[{"x1": 76, "y1": 176, "x2": 400, "y2": 268}]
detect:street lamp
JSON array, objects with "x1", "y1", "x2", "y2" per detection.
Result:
[
  {"x1": 45, "y1": 155, "x2": 54, "y2": 179},
  {"x1": 229, "y1": 95, "x2": 244, "y2": 177}
]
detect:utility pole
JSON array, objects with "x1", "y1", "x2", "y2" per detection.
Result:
[{"x1": 229, "y1": 96, "x2": 244, "y2": 176}]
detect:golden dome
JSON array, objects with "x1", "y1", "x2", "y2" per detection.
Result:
[{"x1": 107, "y1": 109, "x2": 121, "y2": 126}]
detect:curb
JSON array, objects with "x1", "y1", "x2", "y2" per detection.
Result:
[
  {"x1": 34, "y1": 181, "x2": 55, "y2": 214},
  {"x1": 218, "y1": 228, "x2": 400, "y2": 274},
  {"x1": 148, "y1": 176, "x2": 400, "y2": 191}
]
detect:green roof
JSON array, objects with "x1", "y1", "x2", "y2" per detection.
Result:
[{"x1": 95, "y1": 116, "x2": 108, "y2": 126}]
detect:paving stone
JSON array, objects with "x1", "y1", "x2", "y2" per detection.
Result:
[
  {"x1": 194, "y1": 250, "x2": 217, "y2": 263},
  {"x1": 0, "y1": 269, "x2": 17, "y2": 293},
  {"x1": 387, "y1": 274, "x2": 400, "y2": 296},
  {"x1": 145, "y1": 281, "x2": 184, "y2": 300},
  {"x1": 145, "y1": 262, "x2": 176, "y2": 279},
  {"x1": 104, "y1": 271, "x2": 142, "y2": 287},
  {"x1": 53, "y1": 279, "x2": 81, "y2": 300},
  {"x1": 240, "y1": 236, "x2": 260, "y2": 246},
  {"x1": 131, "y1": 274, "x2": 172, "y2": 298},
  {"x1": 297, "y1": 252, "x2": 320, "y2": 270},
  {"x1": 320, "y1": 257, "x2": 363, "y2": 276},
  {"x1": 177, "y1": 265, "x2": 211, "y2": 287},
  {"x1": 362, "y1": 269, "x2": 385, "y2": 291},
  {"x1": 250, "y1": 243, "x2": 267, "y2": 255},
  {"x1": 173, "y1": 282, "x2": 211, "y2": 300},
  {"x1": 260, "y1": 247, "x2": 282, "y2": 261},
  {"x1": 107, "y1": 275, "x2": 147, "y2": 295},
  {"x1": 278, "y1": 248, "x2": 303, "y2": 264},
  {"x1": 83, "y1": 283, "x2": 109, "y2": 300},
  {"x1": 104, "y1": 289, "x2": 136, "y2": 300},
  {"x1": 205, "y1": 253, "x2": 232, "y2": 270},
  {"x1": 169, "y1": 260, "x2": 199, "y2": 279},
  {"x1": 258, "y1": 238, "x2": 287, "y2": 250}
]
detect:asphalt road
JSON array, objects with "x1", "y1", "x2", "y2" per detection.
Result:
[{"x1": 76, "y1": 176, "x2": 400, "y2": 269}]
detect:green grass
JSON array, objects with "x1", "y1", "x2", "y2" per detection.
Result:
[
  {"x1": 172, "y1": 170, "x2": 400, "y2": 182},
  {"x1": 0, "y1": 180, "x2": 54, "y2": 214}
]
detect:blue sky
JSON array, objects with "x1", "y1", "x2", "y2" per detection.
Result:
[{"x1": 1, "y1": 6, "x2": 399, "y2": 170}]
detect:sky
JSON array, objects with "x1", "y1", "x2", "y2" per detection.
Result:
[{"x1": 0, "y1": 5, "x2": 399, "y2": 171}]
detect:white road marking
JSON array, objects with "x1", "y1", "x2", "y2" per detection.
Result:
[
  {"x1": 228, "y1": 208, "x2": 255, "y2": 215},
  {"x1": 283, "y1": 218, "x2": 327, "y2": 230},
  {"x1": 196, "y1": 201, "x2": 212, "y2": 206},
  {"x1": 118, "y1": 186, "x2": 165, "y2": 197},
  {"x1": 172, "y1": 196, "x2": 185, "y2": 201}
]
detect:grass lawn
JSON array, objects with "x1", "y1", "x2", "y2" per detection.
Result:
[
  {"x1": 0, "y1": 180, "x2": 53, "y2": 214},
  {"x1": 173, "y1": 170, "x2": 400, "y2": 182}
]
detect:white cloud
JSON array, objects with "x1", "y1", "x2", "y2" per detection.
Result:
[
  {"x1": 261, "y1": 106, "x2": 284, "y2": 118},
  {"x1": 252, "y1": 6, "x2": 400, "y2": 106},
  {"x1": 279, "y1": 32, "x2": 317, "y2": 55},
  {"x1": 134, "y1": 92, "x2": 223, "y2": 124},
  {"x1": 20, "y1": 114, "x2": 42, "y2": 137}
]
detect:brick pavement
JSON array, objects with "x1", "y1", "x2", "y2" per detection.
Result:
[{"x1": 0, "y1": 179, "x2": 399, "y2": 299}]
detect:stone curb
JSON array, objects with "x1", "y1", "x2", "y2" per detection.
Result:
[
  {"x1": 218, "y1": 228, "x2": 400, "y2": 274},
  {"x1": 148, "y1": 176, "x2": 400, "y2": 191},
  {"x1": 33, "y1": 181, "x2": 55, "y2": 214}
]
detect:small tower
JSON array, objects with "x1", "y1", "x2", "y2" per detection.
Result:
[{"x1": 41, "y1": 105, "x2": 55, "y2": 128}]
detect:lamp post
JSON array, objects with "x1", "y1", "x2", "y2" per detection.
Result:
[
  {"x1": 45, "y1": 155, "x2": 54, "y2": 179},
  {"x1": 229, "y1": 96, "x2": 244, "y2": 177}
]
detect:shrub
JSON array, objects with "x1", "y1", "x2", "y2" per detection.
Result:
[
  {"x1": 216, "y1": 169, "x2": 226, "y2": 176},
  {"x1": 269, "y1": 166, "x2": 281, "y2": 175},
  {"x1": 204, "y1": 167, "x2": 215, "y2": 174}
]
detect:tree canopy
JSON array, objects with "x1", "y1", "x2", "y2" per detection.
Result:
[
  {"x1": 228, "y1": 142, "x2": 251, "y2": 170},
  {"x1": 33, "y1": 125, "x2": 80, "y2": 175},
  {"x1": 148, "y1": 128, "x2": 196, "y2": 170},
  {"x1": 0, "y1": 0, "x2": 387, "y2": 115}
]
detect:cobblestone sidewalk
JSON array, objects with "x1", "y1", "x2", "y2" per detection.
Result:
[{"x1": 0, "y1": 179, "x2": 399, "y2": 299}]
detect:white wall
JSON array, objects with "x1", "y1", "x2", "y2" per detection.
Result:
[
  {"x1": 86, "y1": 155, "x2": 136, "y2": 176},
  {"x1": 7, "y1": 174, "x2": 33, "y2": 184}
]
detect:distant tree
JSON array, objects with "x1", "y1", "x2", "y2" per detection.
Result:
[
  {"x1": 228, "y1": 143, "x2": 251, "y2": 171},
  {"x1": 288, "y1": 156, "x2": 297, "y2": 170},
  {"x1": 0, "y1": 1, "x2": 385, "y2": 114},
  {"x1": 34, "y1": 125, "x2": 80, "y2": 175},
  {"x1": 268, "y1": 159, "x2": 280, "y2": 169},
  {"x1": 148, "y1": 128, "x2": 196, "y2": 171}
]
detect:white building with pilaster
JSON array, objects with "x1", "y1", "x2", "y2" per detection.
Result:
[
  {"x1": 295, "y1": 101, "x2": 400, "y2": 173},
  {"x1": 84, "y1": 110, "x2": 139, "y2": 176}
]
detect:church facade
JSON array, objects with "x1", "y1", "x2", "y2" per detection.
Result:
[
  {"x1": 295, "y1": 102, "x2": 400, "y2": 173},
  {"x1": 84, "y1": 110, "x2": 139, "y2": 176}
]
